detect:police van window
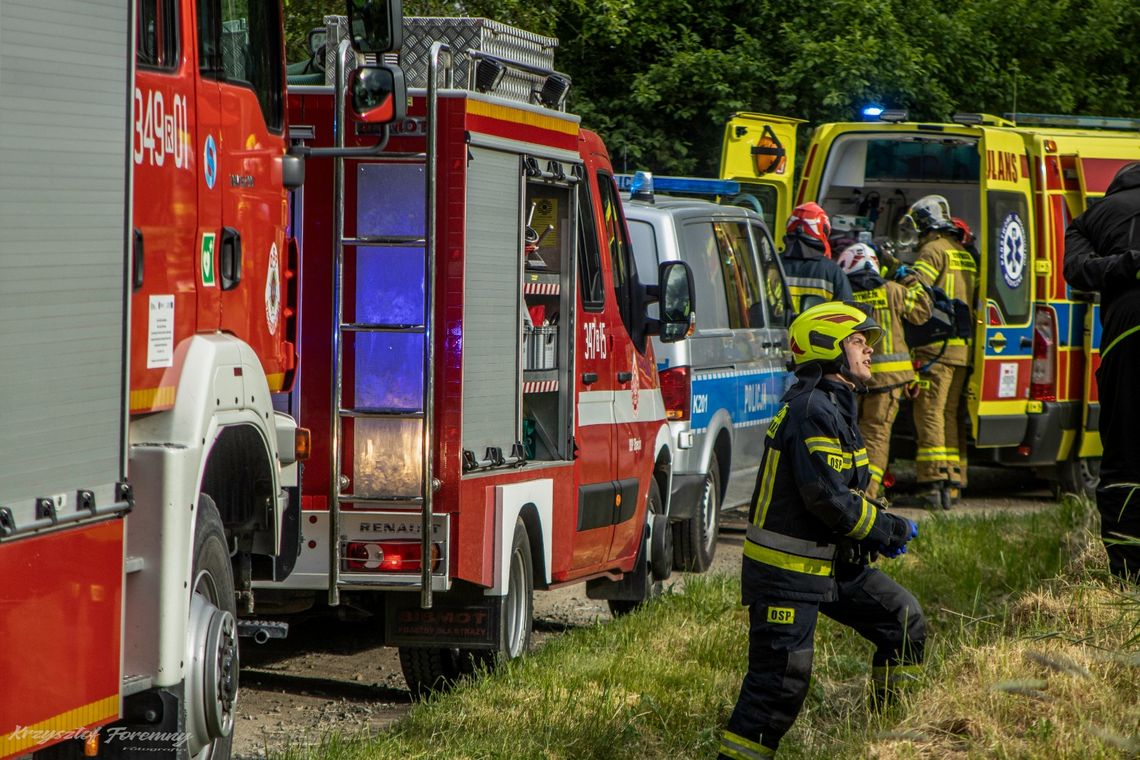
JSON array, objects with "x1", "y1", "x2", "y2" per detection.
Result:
[
  {"x1": 597, "y1": 172, "x2": 637, "y2": 336},
  {"x1": 714, "y1": 221, "x2": 763, "y2": 328},
  {"x1": 752, "y1": 223, "x2": 790, "y2": 325},
  {"x1": 577, "y1": 180, "x2": 605, "y2": 311},
  {"x1": 202, "y1": 0, "x2": 285, "y2": 132},
  {"x1": 138, "y1": 0, "x2": 179, "y2": 69},
  {"x1": 681, "y1": 222, "x2": 730, "y2": 330},
  {"x1": 987, "y1": 191, "x2": 1031, "y2": 324}
]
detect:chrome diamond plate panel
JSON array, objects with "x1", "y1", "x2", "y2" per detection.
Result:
[{"x1": 400, "y1": 17, "x2": 559, "y2": 106}]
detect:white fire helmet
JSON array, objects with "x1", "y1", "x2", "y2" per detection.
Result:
[
  {"x1": 902, "y1": 194, "x2": 955, "y2": 237},
  {"x1": 836, "y1": 242, "x2": 880, "y2": 275}
]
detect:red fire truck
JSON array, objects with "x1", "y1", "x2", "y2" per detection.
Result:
[
  {"x1": 0, "y1": 2, "x2": 401, "y2": 758},
  {"x1": 256, "y1": 17, "x2": 694, "y2": 695}
]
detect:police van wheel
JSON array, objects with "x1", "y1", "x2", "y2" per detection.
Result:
[
  {"x1": 608, "y1": 480, "x2": 665, "y2": 617},
  {"x1": 186, "y1": 495, "x2": 237, "y2": 760},
  {"x1": 1055, "y1": 455, "x2": 1100, "y2": 499},
  {"x1": 673, "y1": 453, "x2": 721, "y2": 572}
]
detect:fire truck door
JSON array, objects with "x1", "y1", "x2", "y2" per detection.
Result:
[
  {"x1": 194, "y1": 0, "x2": 223, "y2": 332},
  {"x1": 596, "y1": 170, "x2": 654, "y2": 565},
  {"x1": 129, "y1": 4, "x2": 198, "y2": 412},
  {"x1": 572, "y1": 171, "x2": 618, "y2": 571},
  {"x1": 720, "y1": 113, "x2": 803, "y2": 240},
  {"x1": 970, "y1": 129, "x2": 1035, "y2": 447},
  {"x1": 213, "y1": 1, "x2": 290, "y2": 389}
]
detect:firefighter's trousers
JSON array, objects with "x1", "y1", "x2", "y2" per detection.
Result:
[
  {"x1": 913, "y1": 362, "x2": 968, "y2": 485},
  {"x1": 719, "y1": 566, "x2": 925, "y2": 759},
  {"x1": 858, "y1": 387, "x2": 904, "y2": 500},
  {"x1": 1096, "y1": 342, "x2": 1140, "y2": 583}
]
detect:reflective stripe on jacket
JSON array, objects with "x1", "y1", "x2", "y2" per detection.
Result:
[
  {"x1": 781, "y1": 239, "x2": 853, "y2": 313},
  {"x1": 851, "y1": 278, "x2": 932, "y2": 388},
  {"x1": 912, "y1": 233, "x2": 976, "y2": 366},
  {"x1": 742, "y1": 377, "x2": 906, "y2": 603}
]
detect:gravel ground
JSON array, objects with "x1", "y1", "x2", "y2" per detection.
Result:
[{"x1": 232, "y1": 464, "x2": 1058, "y2": 758}]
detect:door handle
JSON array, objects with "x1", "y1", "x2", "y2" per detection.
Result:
[
  {"x1": 1020, "y1": 336, "x2": 1033, "y2": 349},
  {"x1": 581, "y1": 372, "x2": 598, "y2": 386},
  {"x1": 220, "y1": 226, "x2": 242, "y2": 291},
  {"x1": 132, "y1": 228, "x2": 144, "y2": 291},
  {"x1": 617, "y1": 371, "x2": 632, "y2": 383},
  {"x1": 988, "y1": 336, "x2": 1007, "y2": 349}
]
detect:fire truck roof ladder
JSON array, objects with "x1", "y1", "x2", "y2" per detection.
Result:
[{"x1": 326, "y1": 31, "x2": 452, "y2": 610}]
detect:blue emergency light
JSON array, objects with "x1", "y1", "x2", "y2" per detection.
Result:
[
  {"x1": 862, "y1": 105, "x2": 884, "y2": 120},
  {"x1": 615, "y1": 172, "x2": 741, "y2": 198}
]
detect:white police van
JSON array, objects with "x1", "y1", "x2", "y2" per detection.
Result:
[{"x1": 621, "y1": 174, "x2": 793, "y2": 571}]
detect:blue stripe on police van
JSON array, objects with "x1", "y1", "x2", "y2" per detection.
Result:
[{"x1": 688, "y1": 366, "x2": 791, "y2": 434}]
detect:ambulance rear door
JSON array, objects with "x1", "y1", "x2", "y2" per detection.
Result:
[
  {"x1": 970, "y1": 129, "x2": 1036, "y2": 447},
  {"x1": 720, "y1": 113, "x2": 803, "y2": 240}
]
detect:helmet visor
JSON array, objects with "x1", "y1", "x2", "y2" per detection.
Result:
[{"x1": 896, "y1": 215, "x2": 919, "y2": 247}]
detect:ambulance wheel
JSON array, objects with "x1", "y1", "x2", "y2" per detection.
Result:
[
  {"x1": 673, "y1": 453, "x2": 721, "y2": 572},
  {"x1": 608, "y1": 480, "x2": 665, "y2": 617},
  {"x1": 1055, "y1": 455, "x2": 1100, "y2": 499},
  {"x1": 186, "y1": 495, "x2": 237, "y2": 760}
]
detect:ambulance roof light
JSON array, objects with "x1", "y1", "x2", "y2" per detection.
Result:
[
  {"x1": 862, "y1": 106, "x2": 884, "y2": 120},
  {"x1": 953, "y1": 112, "x2": 1016, "y2": 127},
  {"x1": 1005, "y1": 112, "x2": 1140, "y2": 131},
  {"x1": 878, "y1": 109, "x2": 909, "y2": 123}
]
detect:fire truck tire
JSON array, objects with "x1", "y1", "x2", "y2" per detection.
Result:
[
  {"x1": 608, "y1": 480, "x2": 665, "y2": 617},
  {"x1": 673, "y1": 452, "x2": 721, "y2": 572},
  {"x1": 400, "y1": 520, "x2": 534, "y2": 698},
  {"x1": 1055, "y1": 455, "x2": 1100, "y2": 499},
  {"x1": 186, "y1": 494, "x2": 237, "y2": 760}
]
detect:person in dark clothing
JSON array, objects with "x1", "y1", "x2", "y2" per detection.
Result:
[
  {"x1": 781, "y1": 202, "x2": 854, "y2": 312},
  {"x1": 1064, "y1": 162, "x2": 1140, "y2": 584},
  {"x1": 718, "y1": 302, "x2": 924, "y2": 760}
]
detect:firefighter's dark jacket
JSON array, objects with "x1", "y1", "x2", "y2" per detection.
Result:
[
  {"x1": 781, "y1": 236, "x2": 854, "y2": 312},
  {"x1": 1064, "y1": 162, "x2": 1140, "y2": 356},
  {"x1": 742, "y1": 375, "x2": 911, "y2": 605}
]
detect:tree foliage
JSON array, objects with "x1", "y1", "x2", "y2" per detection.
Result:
[{"x1": 285, "y1": 0, "x2": 1140, "y2": 175}]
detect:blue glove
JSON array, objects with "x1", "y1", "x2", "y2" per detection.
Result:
[
  {"x1": 893, "y1": 264, "x2": 913, "y2": 281},
  {"x1": 881, "y1": 519, "x2": 918, "y2": 558}
]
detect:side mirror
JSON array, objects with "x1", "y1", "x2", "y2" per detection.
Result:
[
  {"x1": 656, "y1": 260, "x2": 695, "y2": 343},
  {"x1": 346, "y1": 0, "x2": 403, "y2": 54},
  {"x1": 350, "y1": 64, "x2": 406, "y2": 124}
]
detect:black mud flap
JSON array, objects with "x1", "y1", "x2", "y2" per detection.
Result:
[{"x1": 384, "y1": 583, "x2": 502, "y2": 649}]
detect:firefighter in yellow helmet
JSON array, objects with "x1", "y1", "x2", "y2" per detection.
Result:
[
  {"x1": 719, "y1": 303, "x2": 924, "y2": 760},
  {"x1": 898, "y1": 195, "x2": 977, "y2": 510},
  {"x1": 836, "y1": 243, "x2": 932, "y2": 500}
]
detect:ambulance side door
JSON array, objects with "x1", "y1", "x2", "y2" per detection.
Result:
[
  {"x1": 720, "y1": 113, "x2": 803, "y2": 243},
  {"x1": 970, "y1": 129, "x2": 1036, "y2": 447}
]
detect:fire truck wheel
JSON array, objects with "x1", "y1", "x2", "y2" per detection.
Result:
[
  {"x1": 1055, "y1": 455, "x2": 1100, "y2": 499},
  {"x1": 673, "y1": 452, "x2": 721, "y2": 572},
  {"x1": 501, "y1": 518, "x2": 534, "y2": 658},
  {"x1": 186, "y1": 494, "x2": 237, "y2": 760},
  {"x1": 608, "y1": 480, "x2": 665, "y2": 617},
  {"x1": 398, "y1": 646, "x2": 462, "y2": 699}
]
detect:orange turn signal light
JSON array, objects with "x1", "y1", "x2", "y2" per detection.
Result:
[{"x1": 295, "y1": 427, "x2": 311, "y2": 462}]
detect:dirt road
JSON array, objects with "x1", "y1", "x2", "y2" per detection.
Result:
[{"x1": 232, "y1": 465, "x2": 1057, "y2": 758}]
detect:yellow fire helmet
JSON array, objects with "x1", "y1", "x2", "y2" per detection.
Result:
[{"x1": 788, "y1": 302, "x2": 883, "y2": 370}]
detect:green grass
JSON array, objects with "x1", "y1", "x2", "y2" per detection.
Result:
[{"x1": 276, "y1": 498, "x2": 1139, "y2": 759}]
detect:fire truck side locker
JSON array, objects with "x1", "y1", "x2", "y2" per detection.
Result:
[{"x1": 0, "y1": 0, "x2": 133, "y2": 752}]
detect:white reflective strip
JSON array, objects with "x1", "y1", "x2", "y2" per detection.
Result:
[{"x1": 578, "y1": 388, "x2": 666, "y2": 427}]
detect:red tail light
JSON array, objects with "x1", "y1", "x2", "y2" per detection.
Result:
[
  {"x1": 1030, "y1": 305, "x2": 1057, "y2": 402},
  {"x1": 987, "y1": 303, "x2": 1003, "y2": 326},
  {"x1": 658, "y1": 365, "x2": 691, "y2": 421},
  {"x1": 345, "y1": 540, "x2": 441, "y2": 572}
]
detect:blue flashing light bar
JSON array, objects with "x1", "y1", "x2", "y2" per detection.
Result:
[
  {"x1": 615, "y1": 173, "x2": 740, "y2": 197},
  {"x1": 862, "y1": 105, "x2": 884, "y2": 120}
]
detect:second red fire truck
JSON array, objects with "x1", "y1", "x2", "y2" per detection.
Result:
[{"x1": 257, "y1": 17, "x2": 695, "y2": 694}]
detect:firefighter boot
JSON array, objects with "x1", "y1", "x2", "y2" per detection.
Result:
[
  {"x1": 894, "y1": 483, "x2": 943, "y2": 510},
  {"x1": 945, "y1": 482, "x2": 962, "y2": 509}
]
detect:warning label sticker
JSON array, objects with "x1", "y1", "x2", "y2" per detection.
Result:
[{"x1": 147, "y1": 295, "x2": 175, "y2": 369}]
